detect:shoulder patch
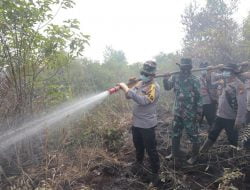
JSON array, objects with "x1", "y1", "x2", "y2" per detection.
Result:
[{"x1": 146, "y1": 84, "x2": 156, "y2": 102}]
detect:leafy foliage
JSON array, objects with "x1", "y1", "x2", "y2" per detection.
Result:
[
  {"x1": 0, "y1": 0, "x2": 89, "y2": 114},
  {"x1": 182, "y1": 0, "x2": 239, "y2": 65}
]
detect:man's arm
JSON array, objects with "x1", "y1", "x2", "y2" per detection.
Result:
[{"x1": 127, "y1": 84, "x2": 159, "y2": 105}]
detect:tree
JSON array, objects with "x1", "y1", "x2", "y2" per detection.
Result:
[
  {"x1": 102, "y1": 46, "x2": 129, "y2": 86},
  {"x1": 182, "y1": 0, "x2": 239, "y2": 65},
  {"x1": 103, "y1": 46, "x2": 128, "y2": 66},
  {"x1": 154, "y1": 52, "x2": 180, "y2": 73},
  {"x1": 0, "y1": 0, "x2": 89, "y2": 114},
  {"x1": 238, "y1": 12, "x2": 250, "y2": 61},
  {"x1": 243, "y1": 13, "x2": 250, "y2": 41}
]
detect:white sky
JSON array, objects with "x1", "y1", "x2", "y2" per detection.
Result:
[{"x1": 54, "y1": 0, "x2": 250, "y2": 63}]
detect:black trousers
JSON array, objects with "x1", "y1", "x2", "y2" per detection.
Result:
[
  {"x1": 208, "y1": 117, "x2": 238, "y2": 146},
  {"x1": 201, "y1": 102, "x2": 217, "y2": 127},
  {"x1": 132, "y1": 126, "x2": 160, "y2": 174}
]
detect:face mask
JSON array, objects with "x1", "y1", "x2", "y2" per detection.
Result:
[
  {"x1": 140, "y1": 74, "x2": 151, "y2": 82},
  {"x1": 222, "y1": 71, "x2": 231, "y2": 78},
  {"x1": 180, "y1": 68, "x2": 191, "y2": 77}
]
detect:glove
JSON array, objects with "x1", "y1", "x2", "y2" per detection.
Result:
[{"x1": 118, "y1": 83, "x2": 129, "y2": 93}]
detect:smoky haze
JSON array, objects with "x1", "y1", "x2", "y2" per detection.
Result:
[{"x1": 52, "y1": 0, "x2": 250, "y2": 63}]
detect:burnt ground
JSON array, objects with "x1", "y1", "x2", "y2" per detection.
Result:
[
  {"x1": 1, "y1": 107, "x2": 250, "y2": 190},
  {"x1": 79, "y1": 108, "x2": 250, "y2": 190}
]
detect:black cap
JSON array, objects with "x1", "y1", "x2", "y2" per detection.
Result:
[{"x1": 180, "y1": 58, "x2": 192, "y2": 66}]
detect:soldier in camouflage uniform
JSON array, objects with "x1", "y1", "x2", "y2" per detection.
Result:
[
  {"x1": 119, "y1": 61, "x2": 160, "y2": 186},
  {"x1": 200, "y1": 63, "x2": 247, "y2": 152},
  {"x1": 163, "y1": 58, "x2": 203, "y2": 165}
]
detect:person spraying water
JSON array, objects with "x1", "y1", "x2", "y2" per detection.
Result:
[{"x1": 118, "y1": 61, "x2": 161, "y2": 186}]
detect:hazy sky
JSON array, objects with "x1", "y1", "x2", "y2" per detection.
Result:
[{"x1": 54, "y1": 0, "x2": 250, "y2": 63}]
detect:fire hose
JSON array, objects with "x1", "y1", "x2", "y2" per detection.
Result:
[{"x1": 108, "y1": 61, "x2": 250, "y2": 95}]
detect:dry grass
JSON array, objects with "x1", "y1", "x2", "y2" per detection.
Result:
[{"x1": 1, "y1": 94, "x2": 250, "y2": 190}]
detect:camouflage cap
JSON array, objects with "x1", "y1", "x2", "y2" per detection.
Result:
[
  {"x1": 180, "y1": 58, "x2": 192, "y2": 66},
  {"x1": 141, "y1": 61, "x2": 157, "y2": 75}
]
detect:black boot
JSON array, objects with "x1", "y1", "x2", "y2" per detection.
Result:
[
  {"x1": 131, "y1": 161, "x2": 144, "y2": 175},
  {"x1": 150, "y1": 173, "x2": 160, "y2": 187},
  {"x1": 187, "y1": 143, "x2": 200, "y2": 165},
  {"x1": 166, "y1": 137, "x2": 180, "y2": 160}
]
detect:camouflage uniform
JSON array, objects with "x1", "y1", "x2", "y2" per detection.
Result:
[
  {"x1": 164, "y1": 58, "x2": 203, "y2": 165},
  {"x1": 164, "y1": 74, "x2": 202, "y2": 143}
]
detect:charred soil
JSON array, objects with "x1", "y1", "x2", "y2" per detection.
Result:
[{"x1": 1, "y1": 107, "x2": 250, "y2": 190}]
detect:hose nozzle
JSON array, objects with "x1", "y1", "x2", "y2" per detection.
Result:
[{"x1": 108, "y1": 86, "x2": 121, "y2": 95}]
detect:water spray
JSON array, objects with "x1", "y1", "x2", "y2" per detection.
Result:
[{"x1": 0, "y1": 92, "x2": 109, "y2": 151}]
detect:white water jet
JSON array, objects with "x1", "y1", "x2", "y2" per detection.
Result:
[{"x1": 0, "y1": 91, "x2": 109, "y2": 151}]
